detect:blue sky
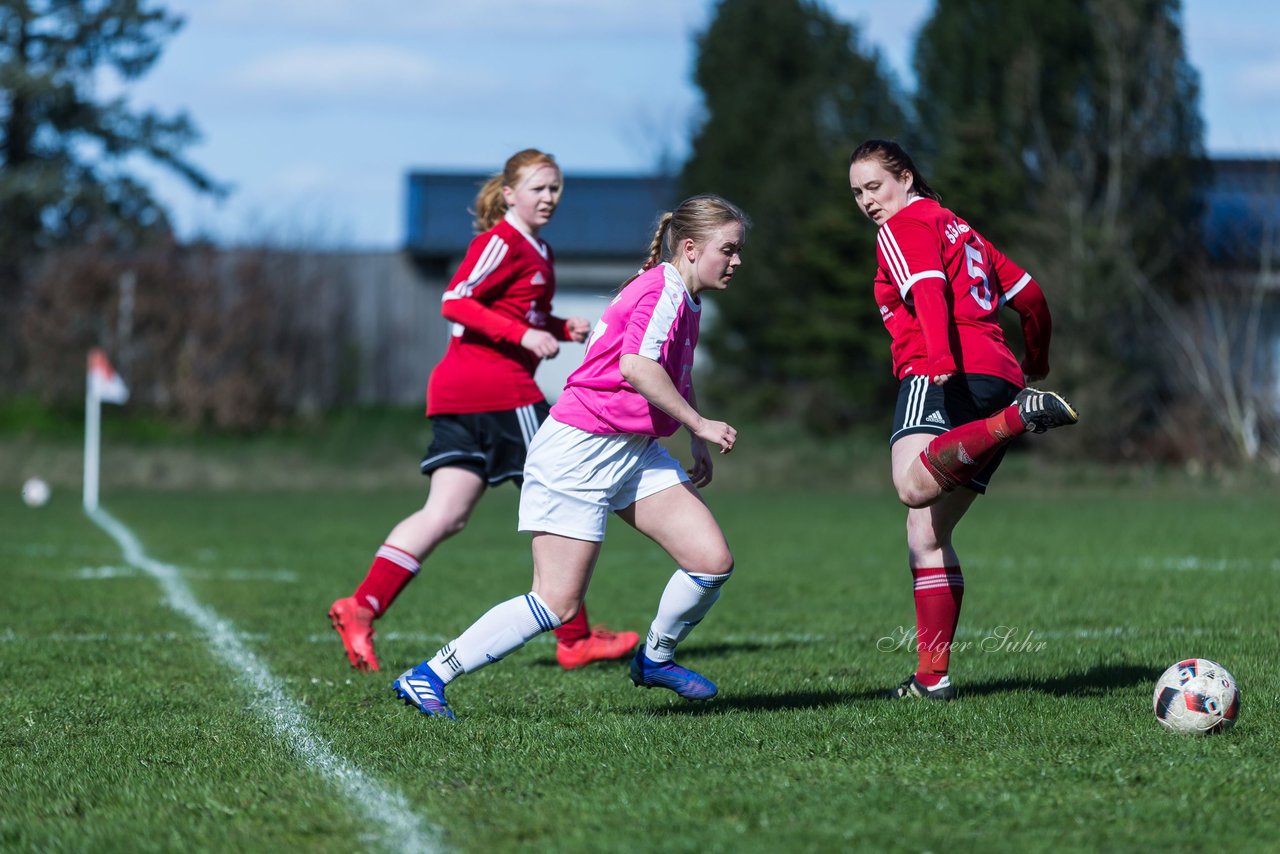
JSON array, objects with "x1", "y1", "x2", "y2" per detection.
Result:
[{"x1": 117, "y1": 0, "x2": 1280, "y2": 249}]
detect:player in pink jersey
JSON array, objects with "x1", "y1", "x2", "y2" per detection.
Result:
[
  {"x1": 329, "y1": 149, "x2": 639, "y2": 674},
  {"x1": 849, "y1": 139, "x2": 1079, "y2": 701},
  {"x1": 391, "y1": 194, "x2": 750, "y2": 719}
]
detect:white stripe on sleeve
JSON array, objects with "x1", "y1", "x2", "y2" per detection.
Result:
[
  {"x1": 878, "y1": 226, "x2": 911, "y2": 291},
  {"x1": 879, "y1": 223, "x2": 946, "y2": 300},
  {"x1": 442, "y1": 236, "x2": 508, "y2": 302},
  {"x1": 998, "y1": 272, "x2": 1033, "y2": 306},
  {"x1": 637, "y1": 278, "x2": 684, "y2": 361}
]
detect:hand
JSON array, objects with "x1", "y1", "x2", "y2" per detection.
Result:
[
  {"x1": 565, "y1": 317, "x2": 591, "y2": 343},
  {"x1": 931, "y1": 373, "x2": 952, "y2": 386},
  {"x1": 1023, "y1": 371, "x2": 1047, "y2": 383},
  {"x1": 687, "y1": 438, "x2": 714, "y2": 488},
  {"x1": 693, "y1": 417, "x2": 737, "y2": 455},
  {"x1": 521, "y1": 328, "x2": 560, "y2": 359},
  {"x1": 1022, "y1": 361, "x2": 1048, "y2": 383}
]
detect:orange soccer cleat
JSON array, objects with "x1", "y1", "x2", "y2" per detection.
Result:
[
  {"x1": 555, "y1": 625, "x2": 640, "y2": 670},
  {"x1": 328, "y1": 596, "x2": 380, "y2": 671}
]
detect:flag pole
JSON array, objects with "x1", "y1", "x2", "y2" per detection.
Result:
[
  {"x1": 84, "y1": 353, "x2": 101, "y2": 512},
  {"x1": 84, "y1": 348, "x2": 130, "y2": 512}
]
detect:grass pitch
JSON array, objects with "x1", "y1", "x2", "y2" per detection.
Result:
[{"x1": 2, "y1": 482, "x2": 1277, "y2": 852}]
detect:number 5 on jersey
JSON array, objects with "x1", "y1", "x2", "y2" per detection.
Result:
[{"x1": 963, "y1": 241, "x2": 993, "y2": 310}]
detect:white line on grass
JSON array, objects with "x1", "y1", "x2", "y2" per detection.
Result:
[
  {"x1": 86, "y1": 506, "x2": 444, "y2": 854},
  {"x1": 71, "y1": 565, "x2": 299, "y2": 582}
]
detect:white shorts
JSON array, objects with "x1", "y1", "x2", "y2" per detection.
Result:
[{"x1": 518, "y1": 417, "x2": 689, "y2": 542}]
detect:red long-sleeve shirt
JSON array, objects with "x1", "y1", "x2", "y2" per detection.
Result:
[
  {"x1": 427, "y1": 218, "x2": 571, "y2": 415},
  {"x1": 872, "y1": 198, "x2": 1052, "y2": 385}
]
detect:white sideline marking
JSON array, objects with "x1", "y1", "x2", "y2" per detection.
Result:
[
  {"x1": 86, "y1": 506, "x2": 443, "y2": 854},
  {"x1": 71, "y1": 565, "x2": 299, "y2": 582},
  {"x1": 75, "y1": 565, "x2": 136, "y2": 579},
  {"x1": 975, "y1": 554, "x2": 1280, "y2": 572},
  {"x1": 1138, "y1": 556, "x2": 1280, "y2": 572}
]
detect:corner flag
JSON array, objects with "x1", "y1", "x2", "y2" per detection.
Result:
[
  {"x1": 89, "y1": 348, "x2": 130, "y2": 404},
  {"x1": 84, "y1": 348, "x2": 129, "y2": 511}
]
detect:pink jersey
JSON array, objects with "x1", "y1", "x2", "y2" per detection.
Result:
[{"x1": 551, "y1": 263, "x2": 701, "y2": 437}]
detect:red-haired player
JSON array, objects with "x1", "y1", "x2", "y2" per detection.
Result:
[{"x1": 329, "y1": 149, "x2": 638, "y2": 672}]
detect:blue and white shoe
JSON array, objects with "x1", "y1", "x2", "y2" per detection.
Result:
[
  {"x1": 630, "y1": 648, "x2": 718, "y2": 700},
  {"x1": 393, "y1": 663, "x2": 456, "y2": 720}
]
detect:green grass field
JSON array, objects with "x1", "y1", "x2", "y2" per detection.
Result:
[{"x1": 3, "y1": 476, "x2": 1277, "y2": 852}]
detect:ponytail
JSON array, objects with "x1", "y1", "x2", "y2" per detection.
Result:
[
  {"x1": 641, "y1": 213, "x2": 675, "y2": 272},
  {"x1": 472, "y1": 175, "x2": 507, "y2": 232}
]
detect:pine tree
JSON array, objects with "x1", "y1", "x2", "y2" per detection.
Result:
[
  {"x1": 912, "y1": 0, "x2": 1206, "y2": 453},
  {"x1": 1, "y1": 0, "x2": 220, "y2": 378},
  {"x1": 681, "y1": 0, "x2": 908, "y2": 430}
]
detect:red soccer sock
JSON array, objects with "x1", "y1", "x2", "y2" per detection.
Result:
[
  {"x1": 912, "y1": 566, "x2": 965, "y2": 682},
  {"x1": 553, "y1": 604, "x2": 591, "y2": 643},
  {"x1": 918, "y1": 403, "x2": 1025, "y2": 491},
  {"x1": 353, "y1": 544, "x2": 420, "y2": 617}
]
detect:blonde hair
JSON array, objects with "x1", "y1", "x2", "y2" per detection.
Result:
[
  {"x1": 472, "y1": 148, "x2": 562, "y2": 232},
  {"x1": 635, "y1": 194, "x2": 750, "y2": 277}
]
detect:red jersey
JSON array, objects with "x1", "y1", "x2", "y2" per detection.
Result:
[
  {"x1": 427, "y1": 217, "x2": 571, "y2": 415},
  {"x1": 873, "y1": 197, "x2": 1050, "y2": 386}
]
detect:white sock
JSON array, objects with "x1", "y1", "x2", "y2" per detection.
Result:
[
  {"x1": 644, "y1": 567, "x2": 733, "y2": 662},
  {"x1": 428, "y1": 592, "x2": 561, "y2": 684}
]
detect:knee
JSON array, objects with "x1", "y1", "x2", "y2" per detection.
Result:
[
  {"x1": 893, "y1": 461, "x2": 947, "y2": 509},
  {"x1": 690, "y1": 551, "x2": 734, "y2": 577},
  {"x1": 438, "y1": 514, "x2": 469, "y2": 538},
  {"x1": 896, "y1": 484, "x2": 939, "y2": 509},
  {"x1": 421, "y1": 505, "x2": 470, "y2": 539}
]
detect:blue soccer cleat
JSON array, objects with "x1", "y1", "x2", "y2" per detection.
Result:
[
  {"x1": 630, "y1": 648, "x2": 718, "y2": 700},
  {"x1": 393, "y1": 663, "x2": 457, "y2": 720}
]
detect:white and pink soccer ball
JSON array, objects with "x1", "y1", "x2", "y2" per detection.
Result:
[{"x1": 1153, "y1": 658, "x2": 1240, "y2": 735}]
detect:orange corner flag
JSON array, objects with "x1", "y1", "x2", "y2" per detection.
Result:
[{"x1": 88, "y1": 348, "x2": 129, "y2": 405}]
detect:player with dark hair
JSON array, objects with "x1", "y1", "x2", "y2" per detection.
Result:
[
  {"x1": 329, "y1": 148, "x2": 639, "y2": 673},
  {"x1": 848, "y1": 138, "x2": 1078, "y2": 701}
]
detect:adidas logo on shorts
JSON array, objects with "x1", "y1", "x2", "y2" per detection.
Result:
[{"x1": 925, "y1": 411, "x2": 945, "y2": 425}]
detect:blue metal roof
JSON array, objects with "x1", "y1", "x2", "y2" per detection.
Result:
[
  {"x1": 1203, "y1": 159, "x2": 1280, "y2": 267},
  {"x1": 406, "y1": 160, "x2": 1280, "y2": 269},
  {"x1": 405, "y1": 172, "x2": 676, "y2": 258}
]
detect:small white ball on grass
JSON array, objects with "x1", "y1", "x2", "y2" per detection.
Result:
[{"x1": 22, "y1": 477, "x2": 51, "y2": 508}]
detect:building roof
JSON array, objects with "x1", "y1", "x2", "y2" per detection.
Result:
[
  {"x1": 1204, "y1": 158, "x2": 1280, "y2": 268},
  {"x1": 405, "y1": 172, "x2": 676, "y2": 258},
  {"x1": 406, "y1": 159, "x2": 1280, "y2": 269}
]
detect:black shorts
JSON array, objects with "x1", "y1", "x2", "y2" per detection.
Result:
[
  {"x1": 420, "y1": 401, "x2": 550, "y2": 487},
  {"x1": 890, "y1": 374, "x2": 1021, "y2": 493}
]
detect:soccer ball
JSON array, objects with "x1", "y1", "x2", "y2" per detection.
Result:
[
  {"x1": 21, "y1": 477, "x2": 51, "y2": 508},
  {"x1": 1153, "y1": 658, "x2": 1239, "y2": 735}
]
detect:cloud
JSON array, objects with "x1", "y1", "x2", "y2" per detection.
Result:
[
  {"x1": 179, "y1": 0, "x2": 701, "y2": 41},
  {"x1": 226, "y1": 45, "x2": 439, "y2": 104}
]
